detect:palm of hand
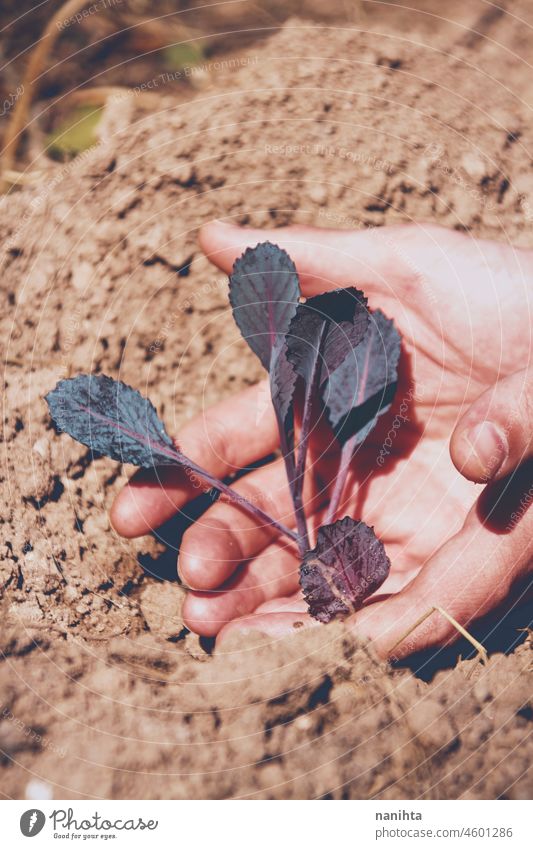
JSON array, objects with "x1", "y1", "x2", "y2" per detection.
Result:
[{"x1": 111, "y1": 222, "x2": 532, "y2": 652}]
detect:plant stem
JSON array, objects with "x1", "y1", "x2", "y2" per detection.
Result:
[
  {"x1": 291, "y1": 370, "x2": 318, "y2": 552},
  {"x1": 324, "y1": 434, "x2": 357, "y2": 525},
  {"x1": 70, "y1": 398, "x2": 299, "y2": 544},
  {"x1": 292, "y1": 322, "x2": 330, "y2": 549},
  {"x1": 178, "y1": 449, "x2": 299, "y2": 544},
  {"x1": 276, "y1": 409, "x2": 308, "y2": 556}
]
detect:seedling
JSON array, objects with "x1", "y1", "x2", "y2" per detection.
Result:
[{"x1": 46, "y1": 242, "x2": 401, "y2": 623}]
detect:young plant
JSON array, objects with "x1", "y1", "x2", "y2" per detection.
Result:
[{"x1": 46, "y1": 242, "x2": 401, "y2": 624}]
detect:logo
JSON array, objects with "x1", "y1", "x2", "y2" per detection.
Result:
[{"x1": 20, "y1": 809, "x2": 46, "y2": 837}]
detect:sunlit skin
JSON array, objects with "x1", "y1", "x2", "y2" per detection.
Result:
[{"x1": 111, "y1": 222, "x2": 533, "y2": 658}]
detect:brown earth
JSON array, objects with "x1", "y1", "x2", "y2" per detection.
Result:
[{"x1": 1, "y1": 4, "x2": 532, "y2": 799}]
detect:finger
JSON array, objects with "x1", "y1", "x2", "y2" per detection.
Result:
[
  {"x1": 353, "y1": 461, "x2": 533, "y2": 659},
  {"x1": 195, "y1": 540, "x2": 418, "y2": 637},
  {"x1": 216, "y1": 611, "x2": 319, "y2": 650},
  {"x1": 184, "y1": 538, "x2": 419, "y2": 636},
  {"x1": 191, "y1": 536, "x2": 419, "y2": 642},
  {"x1": 450, "y1": 366, "x2": 533, "y2": 483},
  {"x1": 110, "y1": 379, "x2": 278, "y2": 537},
  {"x1": 179, "y1": 456, "x2": 322, "y2": 590},
  {"x1": 183, "y1": 543, "x2": 300, "y2": 637},
  {"x1": 213, "y1": 464, "x2": 533, "y2": 654},
  {"x1": 199, "y1": 221, "x2": 412, "y2": 297}
]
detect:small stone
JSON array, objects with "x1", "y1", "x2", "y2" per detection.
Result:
[
  {"x1": 83, "y1": 512, "x2": 110, "y2": 536},
  {"x1": 408, "y1": 698, "x2": 455, "y2": 750},
  {"x1": 63, "y1": 585, "x2": 78, "y2": 603},
  {"x1": 184, "y1": 632, "x2": 210, "y2": 661},
  {"x1": 10, "y1": 601, "x2": 44, "y2": 625},
  {"x1": 460, "y1": 152, "x2": 487, "y2": 180},
  {"x1": 26, "y1": 779, "x2": 53, "y2": 800},
  {"x1": 473, "y1": 674, "x2": 493, "y2": 703},
  {"x1": 71, "y1": 260, "x2": 93, "y2": 292},
  {"x1": 294, "y1": 714, "x2": 313, "y2": 731},
  {"x1": 32, "y1": 437, "x2": 50, "y2": 460}
]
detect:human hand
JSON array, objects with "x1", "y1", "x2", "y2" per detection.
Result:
[{"x1": 111, "y1": 222, "x2": 533, "y2": 657}]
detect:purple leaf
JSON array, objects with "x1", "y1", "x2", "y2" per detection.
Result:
[
  {"x1": 286, "y1": 289, "x2": 369, "y2": 545},
  {"x1": 286, "y1": 288, "x2": 369, "y2": 388},
  {"x1": 229, "y1": 242, "x2": 300, "y2": 371},
  {"x1": 300, "y1": 517, "x2": 390, "y2": 623},
  {"x1": 323, "y1": 309, "x2": 401, "y2": 446},
  {"x1": 270, "y1": 336, "x2": 308, "y2": 551},
  {"x1": 46, "y1": 374, "x2": 177, "y2": 467},
  {"x1": 45, "y1": 375, "x2": 299, "y2": 543},
  {"x1": 230, "y1": 243, "x2": 306, "y2": 550}
]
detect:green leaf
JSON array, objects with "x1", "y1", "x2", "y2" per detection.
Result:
[{"x1": 163, "y1": 43, "x2": 205, "y2": 71}]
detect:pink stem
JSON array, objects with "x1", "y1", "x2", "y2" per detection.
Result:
[{"x1": 324, "y1": 434, "x2": 357, "y2": 525}]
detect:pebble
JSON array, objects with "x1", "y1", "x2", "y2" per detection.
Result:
[
  {"x1": 308, "y1": 184, "x2": 328, "y2": 205},
  {"x1": 473, "y1": 674, "x2": 493, "y2": 703},
  {"x1": 294, "y1": 714, "x2": 314, "y2": 731},
  {"x1": 460, "y1": 151, "x2": 487, "y2": 180},
  {"x1": 407, "y1": 698, "x2": 455, "y2": 749},
  {"x1": 32, "y1": 437, "x2": 50, "y2": 460},
  {"x1": 139, "y1": 581, "x2": 185, "y2": 639}
]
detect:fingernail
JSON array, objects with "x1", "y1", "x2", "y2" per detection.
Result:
[{"x1": 464, "y1": 421, "x2": 508, "y2": 479}]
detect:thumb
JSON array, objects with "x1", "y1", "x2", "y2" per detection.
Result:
[
  {"x1": 450, "y1": 367, "x2": 533, "y2": 483},
  {"x1": 353, "y1": 459, "x2": 533, "y2": 659},
  {"x1": 198, "y1": 220, "x2": 411, "y2": 297}
]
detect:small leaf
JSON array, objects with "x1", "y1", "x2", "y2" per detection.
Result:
[
  {"x1": 323, "y1": 310, "x2": 401, "y2": 446},
  {"x1": 230, "y1": 243, "x2": 305, "y2": 545},
  {"x1": 286, "y1": 288, "x2": 369, "y2": 543},
  {"x1": 286, "y1": 288, "x2": 368, "y2": 387},
  {"x1": 46, "y1": 375, "x2": 299, "y2": 543},
  {"x1": 45, "y1": 374, "x2": 177, "y2": 467},
  {"x1": 229, "y1": 242, "x2": 300, "y2": 371},
  {"x1": 300, "y1": 517, "x2": 390, "y2": 623}
]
